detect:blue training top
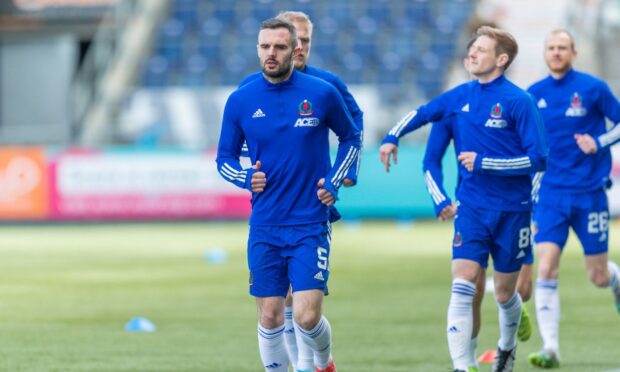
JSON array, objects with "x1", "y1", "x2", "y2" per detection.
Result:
[
  {"x1": 422, "y1": 114, "x2": 460, "y2": 217},
  {"x1": 217, "y1": 69, "x2": 362, "y2": 226},
  {"x1": 527, "y1": 69, "x2": 620, "y2": 193},
  {"x1": 239, "y1": 65, "x2": 364, "y2": 184},
  {"x1": 383, "y1": 75, "x2": 548, "y2": 212}
]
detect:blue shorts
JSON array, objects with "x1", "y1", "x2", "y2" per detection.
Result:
[
  {"x1": 533, "y1": 188, "x2": 609, "y2": 255},
  {"x1": 247, "y1": 222, "x2": 331, "y2": 297},
  {"x1": 452, "y1": 204, "x2": 532, "y2": 273}
]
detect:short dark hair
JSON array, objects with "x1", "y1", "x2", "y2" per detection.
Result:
[
  {"x1": 475, "y1": 26, "x2": 519, "y2": 70},
  {"x1": 466, "y1": 37, "x2": 476, "y2": 52},
  {"x1": 260, "y1": 18, "x2": 298, "y2": 49}
]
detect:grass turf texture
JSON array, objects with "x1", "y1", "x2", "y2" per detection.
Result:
[{"x1": 0, "y1": 221, "x2": 619, "y2": 371}]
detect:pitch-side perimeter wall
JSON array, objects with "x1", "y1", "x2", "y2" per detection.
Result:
[{"x1": 1, "y1": 146, "x2": 619, "y2": 221}]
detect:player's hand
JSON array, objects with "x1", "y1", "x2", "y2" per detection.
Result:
[
  {"x1": 574, "y1": 133, "x2": 598, "y2": 154},
  {"x1": 457, "y1": 152, "x2": 477, "y2": 172},
  {"x1": 317, "y1": 178, "x2": 335, "y2": 206},
  {"x1": 379, "y1": 143, "x2": 398, "y2": 172},
  {"x1": 251, "y1": 160, "x2": 266, "y2": 193},
  {"x1": 343, "y1": 178, "x2": 354, "y2": 187},
  {"x1": 438, "y1": 203, "x2": 457, "y2": 221}
]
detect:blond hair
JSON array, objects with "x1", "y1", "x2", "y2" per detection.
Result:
[
  {"x1": 475, "y1": 26, "x2": 519, "y2": 70},
  {"x1": 276, "y1": 11, "x2": 313, "y2": 34}
]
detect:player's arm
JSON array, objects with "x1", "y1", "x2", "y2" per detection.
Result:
[
  {"x1": 236, "y1": 73, "x2": 262, "y2": 157},
  {"x1": 587, "y1": 81, "x2": 620, "y2": 152},
  {"x1": 331, "y1": 76, "x2": 364, "y2": 186},
  {"x1": 215, "y1": 94, "x2": 263, "y2": 192},
  {"x1": 380, "y1": 90, "x2": 455, "y2": 172},
  {"x1": 423, "y1": 119, "x2": 454, "y2": 219},
  {"x1": 464, "y1": 97, "x2": 548, "y2": 176},
  {"x1": 531, "y1": 171, "x2": 544, "y2": 203},
  {"x1": 320, "y1": 88, "x2": 362, "y2": 203}
]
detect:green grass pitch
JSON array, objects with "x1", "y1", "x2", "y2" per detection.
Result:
[{"x1": 0, "y1": 221, "x2": 619, "y2": 371}]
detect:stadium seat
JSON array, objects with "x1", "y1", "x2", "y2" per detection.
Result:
[
  {"x1": 366, "y1": 2, "x2": 392, "y2": 26},
  {"x1": 221, "y1": 54, "x2": 248, "y2": 85},
  {"x1": 316, "y1": 16, "x2": 339, "y2": 36},
  {"x1": 325, "y1": 2, "x2": 354, "y2": 30},
  {"x1": 182, "y1": 54, "x2": 209, "y2": 86},
  {"x1": 213, "y1": 2, "x2": 236, "y2": 25},
  {"x1": 252, "y1": 0, "x2": 277, "y2": 21},
  {"x1": 339, "y1": 52, "x2": 364, "y2": 84},
  {"x1": 406, "y1": 0, "x2": 431, "y2": 28},
  {"x1": 142, "y1": 55, "x2": 171, "y2": 87},
  {"x1": 356, "y1": 16, "x2": 378, "y2": 36},
  {"x1": 379, "y1": 53, "x2": 403, "y2": 82},
  {"x1": 170, "y1": 0, "x2": 200, "y2": 30}
]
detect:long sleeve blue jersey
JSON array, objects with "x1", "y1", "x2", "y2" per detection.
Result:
[
  {"x1": 217, "y1": 69, "x2": 361, "y2": 226},
  {"x1": 239, "y1": 65, "x2": 364, "y2": 183},
  {"x1": 422, "y1": 114, "x2": 545, "y2": 216},
  {"x1": 422, "y1": 114, "x2": 460, "y2": 217},
  {"x1": 384, "y1": 75, "x2": 548, "y2": 212},
  {"x1": 527, "y1": 69, "x2": 620, "y2": 193}
]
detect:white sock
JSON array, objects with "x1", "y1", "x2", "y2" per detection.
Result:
[
  {"x1": 294, "y1": 322, "x2": 314, "y2": 371},
  {"x1": 447, "y1": 278, "x2": 476, "y2": 371},
  {"x1": 468, "y1": 336, "x2": 479, "y2": 368},
  {"x1": 283, "y1": 307, "x2": 298, "y2": 370},
  {"x1": 497, "y1": 292, "x2": 522, "y2": 350},
  {"x1": 535, "y1": 279, "x2": 560, "y2": 356},
  {"x1": 607, "y1": 261, "x2": 620, "y2": 291},
  {"x1": 295, "y1": 316, "x2": 332, "y2": 370},
  {"x1": 257, "y1": 323, "x2": 289, "y2": 372}
]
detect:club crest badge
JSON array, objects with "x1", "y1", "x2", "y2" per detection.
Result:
[
  {"x1": 453, "y1": 231, "x2": 463, "y2": 247},
  {"x1": 565, "y1": 92, "x2": 587, "y2": 117},
  {"x1": 485, "y1": 102, "x2": 507, "y2": 128},
  {"x1": 298, "y1": 99, "x2": 314, "y2": 116}
]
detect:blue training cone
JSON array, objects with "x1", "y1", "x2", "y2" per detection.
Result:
[
  {"x1": 204, "y1": 247, "x2": 228, "y2": 264},
  {"x1": 125, "y1": 317, "x2": 156, "y2": 332}
]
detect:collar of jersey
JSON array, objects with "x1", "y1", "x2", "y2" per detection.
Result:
[
  {"x1": 476, "y1": 74, "x2": 506, "y2": 89},
  {"x1": 549, "y1": 68, "x2": 575, "y2": 85}
]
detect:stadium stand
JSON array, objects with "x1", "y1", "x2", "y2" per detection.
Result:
[{"x1": 140, "y1": 0, "x2": 476, "y2": 99}]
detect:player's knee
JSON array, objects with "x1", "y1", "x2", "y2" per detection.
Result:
[
  {"x1": 494, "y1": 282, "x2": 517, "y2": 303},
  {"x1": 259, "y1": 309, "x2": 284, "y2": 329},
  {"x1": 293, "y1": 309, "x2": 321, "y2": 331},
  {"x1": 495, "y1": 290, "x2": 514, "y2": 304},
  {"x1": 537, "y1": 261, "x2": 558, "y2": 279},
  {"x1": 588, "y1": 268, "x2": 609, "y2": 288}
]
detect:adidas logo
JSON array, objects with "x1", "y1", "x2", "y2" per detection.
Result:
[
  {"x1": 461, "y1": 103, "x2": 470, "y2": 112},
  {"x1": 448, "y1": 326, "x2": 459, "y2": 333},
  {"x1": 265, "y1": 362, "x2": 282, "y2": 369},
  {"x1": 314, "y1": 271, "x2": 325, "y2": 281},
  {"x1": 252, "y1": 108, "x2": 266, "y2": 118},
  {"x1": 516, "y1": 250, "x2": 525, "y2": 259},
  {"x1": 537, "y1": 98, "x2": 547, "y2": 108}
]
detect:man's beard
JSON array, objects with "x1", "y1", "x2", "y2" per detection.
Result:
[
  {"x1": 548, "y1": 60, "x2": 571, "y2": 75},
  {"x1": 262, "y1": 55, "x2": 293, "y2": 79}
]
